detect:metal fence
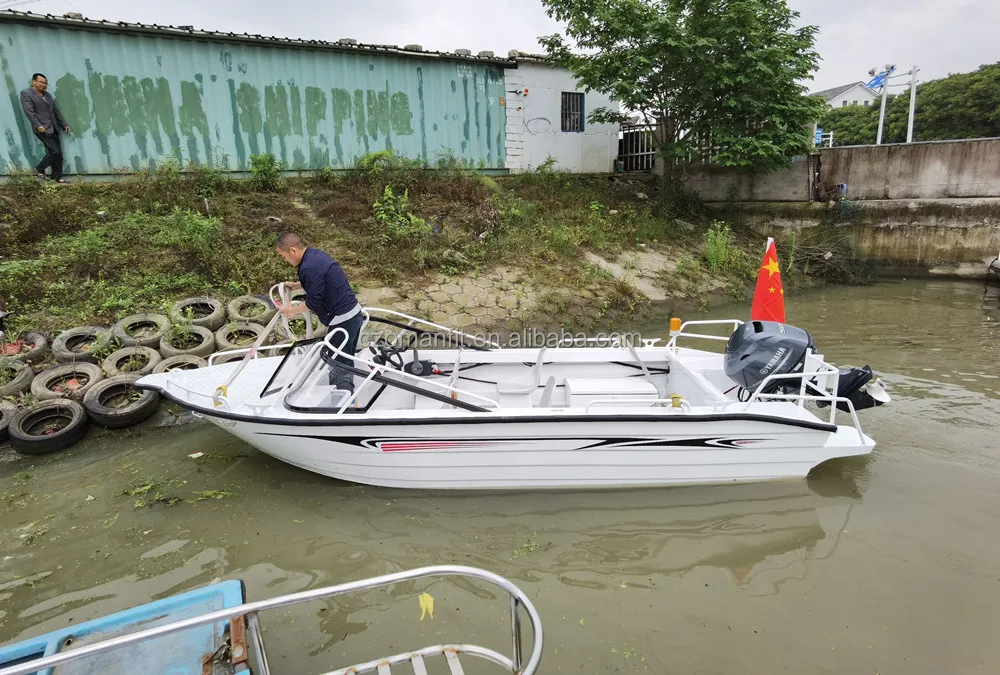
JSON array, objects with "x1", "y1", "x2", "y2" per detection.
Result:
[{"x1": 617, "y1": 123, "x2": 656, "y2": 172}]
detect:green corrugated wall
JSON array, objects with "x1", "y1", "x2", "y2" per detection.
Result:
[{"x1": 0, "y1": 17, "x2": 508, "y2": 174}]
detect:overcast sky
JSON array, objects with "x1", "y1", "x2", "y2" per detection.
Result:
[{"x1": 19, "y1": 0, "x2": 1000, "y2": 92}]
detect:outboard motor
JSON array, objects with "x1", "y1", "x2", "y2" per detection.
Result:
[
  {"x1": 724, "y1": 321, "x2": 814, "y2": 395},
  {"x1": 818, "y1": 365, "x2": 891, "y2": 412}
]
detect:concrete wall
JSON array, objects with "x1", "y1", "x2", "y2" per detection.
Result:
[
  {"x1": 729, "y1": 200, "x2": 1000, "y2": 279},
  {"x1": 684, "y1": 156, "x2": 812, "y2": 202},
  {"x1": 505, "y1": 61, "x2": 618, "y2": 173},
  {"x1": 819, "y1": 138, "x2": 1000, "y2": 200}
]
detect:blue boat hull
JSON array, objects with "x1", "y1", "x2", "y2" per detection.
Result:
[{"x1": 0, "y1": 580, "x2": 246, "y2": 675}]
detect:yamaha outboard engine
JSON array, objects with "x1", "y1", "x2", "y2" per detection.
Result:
[
  {"x1": 724, "y1": 321, "x2": 814, "y2": 395},
  {"x1": 725, "y1": 320, "x2": 890, "y2": 410}
]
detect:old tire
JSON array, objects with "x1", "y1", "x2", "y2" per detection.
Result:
[
  {"x1": 112, "y1": 313, "x2": 171, "y2": 349},
  {"x1": 215, "y1": 322, "x2": 268, "y2": 352},
  {"x1": 32, "y1": 363, "x2": 105, "y2": 401},
  {"x1": 153, "y1": 355, "x2": 208, "y2": 373},
  {"x1": 83, "y1": 375, "x2": 160, "y2": 429},
  {"x1": 52, "y1": 326, "x2": 111, "y2": 364},
  {"x1": 102, "y1": 346, "x2": 161, "y2": 378},
  {"x1": 9, "y1": 399, "x2": 88, "y2": 455},
  {"x1": 210, "y1": 351, "x2": 247, "y2": 365},
  {"x1": 0, "y1": 358, "x2": 34, "y2": 397},
  {"x1": 279, "y1": 314, "x2": 328, "y2": 342},
  {"x1": 169, "y1": 297, "x2": 226, "y2": 331},
  {"x1": 227, "y1": 295, "x2": 277, "y2": 324},
  {"x1": 159, "y1": 325, "x2": 216, "y2": 359},
  {"x1": 2, "y1": 332, "x2": 50, "y2": 364},
  {"x1": 0, "y1": 400, "x2": 17, "y2": 443}
]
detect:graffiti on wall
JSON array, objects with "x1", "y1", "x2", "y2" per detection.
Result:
[{"x1": 1, "y1": 38, "x2": 506, "y2": 174}]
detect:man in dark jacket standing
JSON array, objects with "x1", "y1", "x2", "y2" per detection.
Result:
[
  {"x1": 276, "y1": 233, "x2": 363, "y2": 392},
  {"x1": 20, "y1": 73, "x2": 70, "y2": 182}
]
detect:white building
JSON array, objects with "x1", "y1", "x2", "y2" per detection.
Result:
[
  {"x1": 811, "y1": 82, "x2": 880, "y2": 108},
  {"x1": 504, "y1": 53, "x2": 619, "y2": 173}
]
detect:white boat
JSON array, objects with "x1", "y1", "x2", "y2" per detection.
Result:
[{"x1": 135, "y1": 307, "x2": 890, "y2": 490}]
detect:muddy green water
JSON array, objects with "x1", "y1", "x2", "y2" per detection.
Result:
[{"x1": 2, "y1": 279, "x2": 999, "y2": 674}]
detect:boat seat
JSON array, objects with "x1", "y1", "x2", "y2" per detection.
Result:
[
  {"x1": 537, "y1": 376, "x2": 557, "y2": 408},
  {"x1": 496, "y1": 347, "x2": 547, "y2": 408},
  {"x1": 415, "y1": 349, "x2": 466, "y2": 410}
]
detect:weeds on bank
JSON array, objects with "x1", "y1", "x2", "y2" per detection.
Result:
[
  {"x1": 777, "y1": 227, "x2": 876, "y2": 285},
  {"x1": 1, "y1": 148, "x2": 799, "y2": 329}
]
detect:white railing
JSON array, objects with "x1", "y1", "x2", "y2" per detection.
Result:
[
  {"x1": 666, "y1": 319, "x2": 745, "y2": 349},
  {"x1": 282, "y1": 325, "x2": 501, "y2": 414},
  {"x1": 361, "y1": 307, "x2": 501, "y2": 349},
  {"x1": 0, "y1": 566, "x2": 543, "y2": 675},
  {"x1": 709, "y1": 366, "x2": 868, "y2": 443}
]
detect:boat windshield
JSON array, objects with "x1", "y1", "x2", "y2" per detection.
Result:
[
  {"x1": 260, "y1": 338, "x2": 368, "y2": 412},
  {"x1": 259, "y1": 337, "x2": 324, "y2": 399}
]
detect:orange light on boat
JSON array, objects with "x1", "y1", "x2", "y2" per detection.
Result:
[{"x1": 669, "y1": 317, "x2": 682, "y2": 333}]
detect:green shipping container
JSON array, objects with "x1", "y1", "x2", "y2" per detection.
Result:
[{"x1": 1, "y1": 13, "x2": 512, "y2": 175}]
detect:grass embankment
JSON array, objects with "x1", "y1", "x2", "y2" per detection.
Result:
[{"x1": 0, "y1": 152, "x2": 851, "y2": 337}]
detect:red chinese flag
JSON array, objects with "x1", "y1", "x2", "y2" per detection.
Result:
[{"x1": 750, "y1": 237, "x2": 785, "y2": 323}]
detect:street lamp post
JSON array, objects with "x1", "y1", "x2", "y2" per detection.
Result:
[
  {"x1": 906, "y1": 65, "x2": 920, "y2": 143},
  {"x1": 869, "y1": 64, "x2": 919, "y2": 145},
  {"x1": 875, "y1": 65, "x2": 893, "y2": 145}
]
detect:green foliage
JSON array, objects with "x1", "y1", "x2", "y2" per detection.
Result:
[
  {"x1": 704, "y1": 221, "x2": 735, "y2": 272},
  {"x1": 315, "y1": 165, "x2": 340, "y2": 184},
  {"x1": 675, "y1": 253, "x2": 700, "y2": 278},
  {"x1": 703, "y1": 221, "x2": 754, "y2": 278},
  {"x1": 189, "y1": 162, "x2": 229, "y2": 199},
  {"x1": 536, "y1": 155, "x2": 559, "y2": 173},
  {"x1": 373, "y1": 186, "x2": 429, "y2": 240},
  {"x1": 541, "y1": 0, "x2": 825, "y2": 181},
  {"x1": 817, "y1": 62, "x2": 1000, "y2": 145},
  {"x1": 248, "y1": 153, "x2": 283, "y2": 192},
  {"x1": 0, "y1": 259, "x2": 48, "y2": 300},
  {"x1": 355, "y1": 150, "x2": 425, "y2": 178},
  {"x1": 815, "y1": 104, "x2": 879, "y2": 147}
]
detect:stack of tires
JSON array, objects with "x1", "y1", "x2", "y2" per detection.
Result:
[{"x1": 1, "y1": 294, "x2": 297, "y2": 457}]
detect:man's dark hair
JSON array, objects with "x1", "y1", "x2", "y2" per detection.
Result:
[
  {"x1": 275, "y1": 232, "x2": 305, "y2": 250},
  {"x1": 32, "y1": 73, "x2": 47, "y2": 82}
]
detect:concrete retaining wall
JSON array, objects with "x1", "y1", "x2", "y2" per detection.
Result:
[
  {"x1": 684, "y1": 155, "x2": 812, "y2": 202},
  {"x1": 685, "y1": 138, "x2": 1000, "y2": 203},
  {"x1": 819, "y1": 138, "x2": 1000, "y2": 200},
  {"x1": 725, "y1": 199, "x2": 1000, "y2": 278}
]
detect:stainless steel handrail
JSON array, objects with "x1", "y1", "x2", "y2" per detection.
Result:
[
  {"x1": 362, "y1": 307, "x2": 501, "y2": 349},
  {"x1": 0, "y1": 565, "x2": 543, "y2": 675},
  {"x1": 666, "y1": 319, "x2": 745, "y2": 348}
]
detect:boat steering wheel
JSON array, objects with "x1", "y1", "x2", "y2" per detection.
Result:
[{"x1": 370, "y1": 338, "x2": 407, "y2": 370}]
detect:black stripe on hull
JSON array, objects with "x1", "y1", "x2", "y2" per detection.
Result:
[
  {"x1": 141, "y1": 386, "x2": 839, "y2": 433},
  {"x1": 253, "y1": 434, "x2": 775, "y2": 450}
]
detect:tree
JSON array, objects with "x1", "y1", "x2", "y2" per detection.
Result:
[
  {"x1": 910, "y1": 62, "x2": 1000, "y2": 140},
  {"x1": 540, "y1": 0, "x2": 826, "y2": 184},
  {"x1": 816, "y1": 62, "x2": 1000, "y2": 146},
  {"x1": 816, "y1": 104, "x2": 880, "y2": 147}
]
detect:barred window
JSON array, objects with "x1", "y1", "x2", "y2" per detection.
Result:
[{"x1": 561, "y1": 92, "x2": 584, "y2": 132}]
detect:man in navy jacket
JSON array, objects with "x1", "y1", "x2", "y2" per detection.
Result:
[{"x1": 276, "y1": 233, "x2": 362, "y2": 392}]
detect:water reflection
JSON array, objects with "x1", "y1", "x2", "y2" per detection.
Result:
[{"x1": 4, "y1": 279, "x2": 1000, "y2": 674}]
